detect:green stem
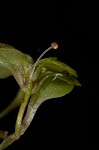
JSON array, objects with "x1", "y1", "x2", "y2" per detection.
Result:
[
  {"x1": 15, "y1": 92, "x2": 30, "y2": 135},
  {"x1": 21, "y1": 93, "x2": 41, "y2": 135},
  {"x1": 0, "y1": 89, "x2": 25, "y2": 119}
]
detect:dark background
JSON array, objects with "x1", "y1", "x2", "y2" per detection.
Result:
[{"x1": 0, "y1": 1, "x2": 98, "y2": 150}]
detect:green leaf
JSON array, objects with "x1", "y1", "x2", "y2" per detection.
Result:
[
  {"x1": 37, "y1": 57, "x2": 78, "y2": 77},
  {"x1": 0, "y1": 65, "x2": 12, "y2": 78},
  {"x1": 0, "y1": 43, "x2": 15, "y2": 49},
  {"x1": 0, "y1": 44, "x2": 34, "y2": 90},
  {"x1": 0, "y1": 43, "x2": 15, "y2": 78},
  {"x1": 56, "y1": 73, "x2": 81, "y2": 86},
  {"x1": 32, "y1": 57, "x2": 78, "y2": 82},
  {"x1": 37, "y1": 76, "x2": 74, "y2": 102},
  {"x1": 0, "y1": 47, "x2": 28, "y2": 68}
]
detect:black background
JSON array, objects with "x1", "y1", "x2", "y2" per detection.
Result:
[{"x1": 0, "y1": 1, "x2": 98, "y2": 150}]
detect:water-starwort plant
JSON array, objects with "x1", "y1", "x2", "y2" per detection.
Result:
[{"x1": 0, "y1": 42, "x2": 81, "y2": 149}]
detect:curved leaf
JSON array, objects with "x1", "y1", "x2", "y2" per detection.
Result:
[
  {"x1": 0, "y1": 65, "x2": 12, "y2": 78},
  {"x1": 32, "y1": 57, "x2": 78, "y2": 81},
  {"x1": 0, "y1": 45, "x2": 34, "y2": 90},
  {"x1": 38, "y1": 57, "x2": 78, "y2": 77},
  {"x1": 0, "y1": 43, "x2": 15, "y2": 49},
  {"x1": 56, "y1": 73, "x2": 81, "y2": 86},
  {"x1": 0, "y1": 48, "x2": 28, "y2": 67},
  {"x1": 37, "y1": 76, "x2": 74, "y2": 102}
]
